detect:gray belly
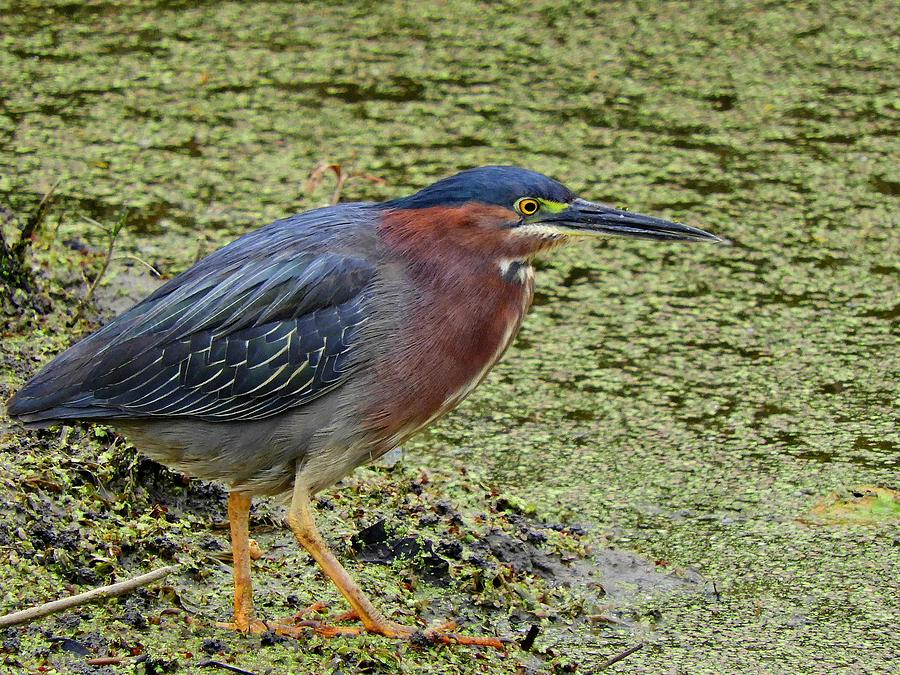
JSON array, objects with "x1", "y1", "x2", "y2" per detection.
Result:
[{"x1": 116, "y1": 382, "x2": 367, "y2": 496}]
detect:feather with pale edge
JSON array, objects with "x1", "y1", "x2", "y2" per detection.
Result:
[{"x1": 8, "y1": 207, "x2": 377, "y2": 423}]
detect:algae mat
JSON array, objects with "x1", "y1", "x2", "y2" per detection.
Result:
[{"x1": 0, "y1": 1, "x2": 897, "y2": 673}]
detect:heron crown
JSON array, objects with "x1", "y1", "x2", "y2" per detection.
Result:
[{"x1": 384, "y1": 166, "x2": 576, "y2": 212}]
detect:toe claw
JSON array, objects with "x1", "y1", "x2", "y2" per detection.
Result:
[{"x1": 331, "y1": 609, "x2": 360, "y2": 623}]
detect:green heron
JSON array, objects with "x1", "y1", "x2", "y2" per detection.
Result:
[{"x1": 7, "y1": 166, "x2": 721, "y2": 647}]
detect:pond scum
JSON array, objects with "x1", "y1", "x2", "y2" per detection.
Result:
[{"x1": 1, "y1": 1, "x2": 898, "y2": 673}]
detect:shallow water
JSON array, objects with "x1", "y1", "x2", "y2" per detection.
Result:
[{"x1": 1, "y1": 1, "x2": 897, "y2": 672}]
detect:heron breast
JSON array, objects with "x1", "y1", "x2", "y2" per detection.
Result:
[{"x1": 364, "y1": 269, "x2": 532, "y2": 449}]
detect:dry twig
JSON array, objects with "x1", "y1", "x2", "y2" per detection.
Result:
[
  {"x1": 0, "y1": 565, "x2": 177, "y2": 629},
  {"x1": 198, "y1": 660, "x2": 258, "y2": 675},
  {"x1": 86, "y1": 656, "x2": 127, "y2": 666},
  {"x1": 600, "y1": 641, "x2": 644, "y2": 669},
  {"x1": 69, "y1": 210, "x2": 128, "y2": 325},
  {"x1": 14, "y1": 179, "x2": 61, "y2": 257},
  {"x1": 305, "y1": 159, "x2": 385, "y2": 204}
]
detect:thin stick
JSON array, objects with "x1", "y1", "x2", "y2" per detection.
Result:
[
  {"x1": 113, "y1": 254, "x2": 162, "y2": 278},
  {"x1": 14, "y1": 179, "x2": 60, "y2": 257},
  {"x1": 600, "y1": 641, "x2": 644, "y2": 669},
  {"x1": 0, "y1": 565, "x2": 177, "y2": 629},
  {"x1": 69, "y1": 211, "x2": 128, "y2": 326},
  {"x1": 198, "y1": 661, "x2": 258, "y2": 675}
]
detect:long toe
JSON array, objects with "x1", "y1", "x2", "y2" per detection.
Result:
[
  {"x1": 276, "y1": 601, "x2": 329, "y2": 626},
  {"x1": 424, "y1": 627, "x2": 510, "y2": 650},
  {"x1": 274, "y1": 618, "x2": 413, "y2": 640},
  {"x1": 216, "y1": 618, "x2": 282, "y2": 635},
  {"x1": 274, "y1": 616, "x2": 507, "y2": 650}
]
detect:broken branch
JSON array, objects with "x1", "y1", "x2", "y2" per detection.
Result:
[
  {"x1": 0, "y1": 565, "x2": 177, "y2": 629},
  {"x1": 69, "y1": 210, "x2": 128, "y2": 325},
  {"x1": 600, "y1": 641, "x2": 644, "y2": 669}
]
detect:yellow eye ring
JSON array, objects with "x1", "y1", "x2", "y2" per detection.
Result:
[{"x1": 516, "y1": 198, "x2": 540, "y2": 217}]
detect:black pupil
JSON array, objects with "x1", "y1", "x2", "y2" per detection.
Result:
[{"x1": 523, "y1": 200, "x2": 537, "y2": 214}]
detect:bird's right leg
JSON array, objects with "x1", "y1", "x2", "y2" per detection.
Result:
[
  {"x1": 228, "y1": 492, "x2": 255, "y2": 631},
  {"x1": 283, "y1": 478, "x2": 507, "y2": 648}
]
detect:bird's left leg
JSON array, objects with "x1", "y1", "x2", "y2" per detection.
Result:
[
  {"x1": 282, "y1": 478, "x2": 507, "y2": 649},
  {"x1": 284, "y1": 479, "x2": 409, "y2": 638}
]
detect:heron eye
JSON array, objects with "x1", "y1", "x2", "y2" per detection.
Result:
[{"x1": 516, "y1": 198, "x2": 540, "y2": 216}]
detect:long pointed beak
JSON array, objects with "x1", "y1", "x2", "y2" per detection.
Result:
[{"x1": 543, "y1": 198, "x2": 724, "y2": 243}]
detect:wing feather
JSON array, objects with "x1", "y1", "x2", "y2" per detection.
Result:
[{"x1": 8, "y1": 207, "x2": 378, "y2": 423}]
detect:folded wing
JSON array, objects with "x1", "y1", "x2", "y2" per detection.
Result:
[{"x1": 8, "y1": 212, "x2": 376, "y2": 423}]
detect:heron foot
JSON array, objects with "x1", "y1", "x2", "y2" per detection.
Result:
[
  {"x1": 275, "y1": 616, "x2": 509, "y2": 649},
  {"x1": 216, "y1": 601, "x2": 331, "y2": 635}
]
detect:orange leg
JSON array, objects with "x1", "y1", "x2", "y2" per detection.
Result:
[
  {"x1": 282, "y1": 479, "x2": 508, "y2": 650},
  {"x1": 229, "y1": 492, "x2": 253, "y2": 630},
  {"x1": 217, "y1": 492, "x2": 270, "y2": 634}
]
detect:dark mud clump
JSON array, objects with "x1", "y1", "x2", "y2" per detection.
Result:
[
  {"x1": 126, "y1": 456, "x2": 228, "y2": 522},
  {"x1": 352, "y1": 519, "x2": 451, "y2": 586},
  {"x1": 473, "y1": 529, "x2": 568, "y2": 580}
]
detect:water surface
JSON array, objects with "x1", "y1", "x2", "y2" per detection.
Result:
[{"x1": 1, "y1": 1, "x2": 897, "y2": 672}]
